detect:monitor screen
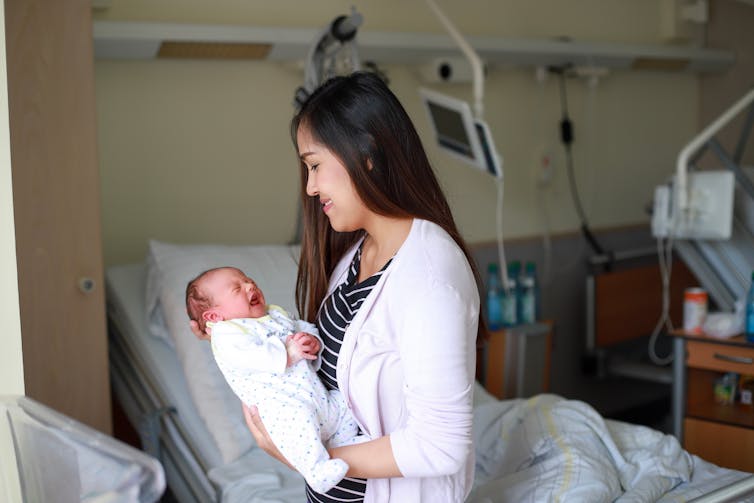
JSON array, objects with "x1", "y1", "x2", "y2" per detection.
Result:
[
  {"x1": 419, "y1": 87, "x2": 502, "y2": 178},
  {"x1": 426, "y1": 101, "x2": 475, "y2": 160}
]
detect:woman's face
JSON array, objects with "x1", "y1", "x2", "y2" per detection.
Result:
[{"x1": 297, "y1": 126, "x2": 371, "y2": 232}]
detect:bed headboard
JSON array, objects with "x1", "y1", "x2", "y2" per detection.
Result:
[{"x1": 587, "y1": 257, "x2": 699, "y2": 350}]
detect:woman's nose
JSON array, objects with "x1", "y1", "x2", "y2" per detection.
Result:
[{"x1": 306, "y1": 173, "x2": 317, "y2": 197}]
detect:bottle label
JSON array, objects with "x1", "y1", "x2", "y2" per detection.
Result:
[
  {"x1": 521, "y1": 293, "x2": 535, "y2": 324},
  {"x1": 503, "y1": 295, "x2": 517, "y2": 326}
]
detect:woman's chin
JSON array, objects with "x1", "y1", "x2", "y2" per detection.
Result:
[{"x1": 328, "y1": 219, "x2": 356, "y2": 233}]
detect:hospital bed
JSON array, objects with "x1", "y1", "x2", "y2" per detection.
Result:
[{"x1": 106, "y1": 240, "x2": 754, "y2": 502}]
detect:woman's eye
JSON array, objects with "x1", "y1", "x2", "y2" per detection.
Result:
[{"x1": 310, "y1": 163, "x2": 319, "y2": 172}]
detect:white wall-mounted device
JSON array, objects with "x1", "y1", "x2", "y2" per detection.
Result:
[
  {"x1": 419, "y1": 87, "x2": 502, "y2": 178},
  {"x1": 652, "y1": 170, "x2": 735, "y2": 239},
  {"x1": 652, "y1": 87, "x2": 754, "y2": 241}
]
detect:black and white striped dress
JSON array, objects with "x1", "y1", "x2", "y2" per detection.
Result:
[{"x1": 306, "y1": 244, "x2": 391, "y2": 503}]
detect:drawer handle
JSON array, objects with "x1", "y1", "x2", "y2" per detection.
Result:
[{"x1": 713, "y1": 352, "x2": 753, "y2": 365}]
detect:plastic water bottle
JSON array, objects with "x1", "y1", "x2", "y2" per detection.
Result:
[
  {"x1": 746, "y1": 270, "x2": 754, "y2": 343},
  {"x1": 502, "y1": 261, "x2": 520, "y2": 327},
  {"x1": 485, "y1": 263, "x2": 504, "y2": 331},
  {"x1": 520, "y1": 262, "x2": 539, "y2": 324},
  {"x1": 526, "y1": 262, "x2": 542, "y2": 321}
]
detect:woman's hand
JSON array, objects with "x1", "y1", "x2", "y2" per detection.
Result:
[
  {"x1": 189, "y1": 319, "x2": 211, "y2": 341},
  {"x1": 242, "y1": 404, "x2": 295, "y2": 470}
]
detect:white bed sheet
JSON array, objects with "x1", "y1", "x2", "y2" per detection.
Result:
[{"x1": 469, "y1": 394, "x2": 754, "y2": 502}]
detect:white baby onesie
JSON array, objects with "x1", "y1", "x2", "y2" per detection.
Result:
[{"x1": 209, "y1": 305, "x2": 362, "y2": 493}]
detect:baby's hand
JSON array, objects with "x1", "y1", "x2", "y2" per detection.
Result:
[
  {"x1": 285, "y1": 332, "x2": 320, "y2": 367},
  {"x1": 291, "y1": 332, "x2": 320, "y2": 359}
]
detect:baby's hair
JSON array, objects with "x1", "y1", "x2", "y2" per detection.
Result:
[{"x1": 185, "y1": 266, "x2": 242, "y2": 333}]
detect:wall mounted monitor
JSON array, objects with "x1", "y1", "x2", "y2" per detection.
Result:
[{"x1": 419, "y1": 87, "x2": 502, "y2": 178}]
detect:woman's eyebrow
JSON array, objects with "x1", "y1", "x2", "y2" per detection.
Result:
[{"x1": 299, "y1": 151, "x2": 315, "y2": 160}]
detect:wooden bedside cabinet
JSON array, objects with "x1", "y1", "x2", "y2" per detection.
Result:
[
  {"x1": 671, "y1": 331, "x2": 754, "y2": 472},
  {"x1": 479, "y1": 321, "x2": 553, "y2": 400}
]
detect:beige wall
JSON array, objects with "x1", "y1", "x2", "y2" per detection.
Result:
[
  {"x1": 700, "y1": 0, "x2": 754, "y2": 166},
  {"x1": 94, "y1": 0, "x2": 704, "y2": 266}
]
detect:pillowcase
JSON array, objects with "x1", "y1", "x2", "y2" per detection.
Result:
[{"x1": 145, "y1": 239, "x2": 301, "y2": 464}]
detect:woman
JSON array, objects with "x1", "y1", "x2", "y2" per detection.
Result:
[{"x1": 225, "y1": 72, "x2": 481, "y2": 502}]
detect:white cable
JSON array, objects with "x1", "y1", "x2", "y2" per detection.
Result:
[
  {"x1": 648, "y1": 235, "x2": 675, "y2": 365},
  {"x1": 496, "y1": 176, "x2": 511, "y2": 292}
]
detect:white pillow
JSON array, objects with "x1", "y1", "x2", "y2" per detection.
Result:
[{"x1": 145, "y1": 239, "x2": 301, "y2": 464}]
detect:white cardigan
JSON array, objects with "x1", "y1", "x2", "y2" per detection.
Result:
[{"x1": 324, "y1": 219, "x2": 479, "y2": 502}]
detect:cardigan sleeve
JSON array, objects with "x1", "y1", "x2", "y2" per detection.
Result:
[{"x1": 389, "y1": 275, "x2": 478, "y2": 477}]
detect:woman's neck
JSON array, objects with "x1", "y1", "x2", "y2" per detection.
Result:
[{"x1": 359, "y1": 217, "x2": 413, "y2": 281}]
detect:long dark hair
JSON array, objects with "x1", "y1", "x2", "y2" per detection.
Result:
[{"x1": 292, "y1": 72, "x2": 485, "y2": 340}]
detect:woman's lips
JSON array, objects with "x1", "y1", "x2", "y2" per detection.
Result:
[{"x1": 321, "y1": 199, "x2": 333, "y2": 214}]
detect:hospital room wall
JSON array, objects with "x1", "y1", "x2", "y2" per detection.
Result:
[
  {"x1": 700, "y1": 0, "x2": 754, "y2": 167},
  {"x1": 97, "y1": 63, "x2": 696, "y2": 265},
  {"x1": 95, "y1": 1, "x2": 701, "y2": 266}
]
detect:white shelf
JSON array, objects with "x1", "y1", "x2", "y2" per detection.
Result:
[{"x1": 92, "y1": 20, "x2": 734, "y2": 73}]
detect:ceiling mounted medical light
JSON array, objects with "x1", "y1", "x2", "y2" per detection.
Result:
[{"x1": 293, "y1": 7, "x2": 363, "y2": 110}]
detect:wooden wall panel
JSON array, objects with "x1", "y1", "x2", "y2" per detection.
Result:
[{"x1": 5, "y1": 0, "x2": 111, "y2": 433}]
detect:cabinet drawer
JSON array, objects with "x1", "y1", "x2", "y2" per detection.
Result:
[
  {"x1": 684, "y1": 418, "x2": 754, "y2": 472},
  {"x1": 686, "y1": 340, "x2": 754, "y2": 374}
]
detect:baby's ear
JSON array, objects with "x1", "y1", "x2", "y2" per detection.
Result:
[{"x1": 202, "y1": 309, "x2": 224, "y2": 323}]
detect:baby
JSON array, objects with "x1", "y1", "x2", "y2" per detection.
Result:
[{"x1": 185, "y1": 266, "x2": 363, "y2": 493}]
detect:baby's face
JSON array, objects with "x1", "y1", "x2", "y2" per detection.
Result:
[{"x1": 204, "y1": 268, "x2": 267, "y2": 320}]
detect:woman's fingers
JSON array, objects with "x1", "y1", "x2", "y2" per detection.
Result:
[
  {"x1": 242, "y1": 404, "x2": 295, "y2": 470},
  {"x1": 242, "y1": 404, "x2": 261, "y2": 437},
  {"x1": 243, "y1": 404, "x2": 273, "y2": 451},
  {"x1": 189, "y1": 320, "x2": 211, "y2": 341}
]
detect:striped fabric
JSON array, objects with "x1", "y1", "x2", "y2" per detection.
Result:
[{"x1": 306, "y1": 245, "x2": 392, "y2": 503}]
